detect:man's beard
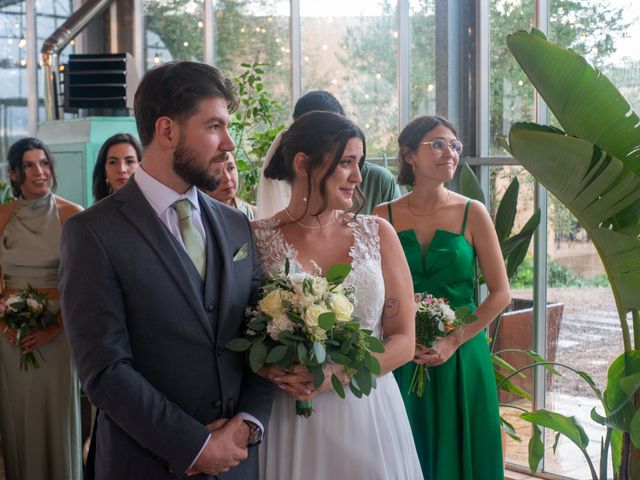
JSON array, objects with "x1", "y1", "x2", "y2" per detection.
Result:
[{"x1": 173, "y1": 137, "x2": 224, "y2": 191}]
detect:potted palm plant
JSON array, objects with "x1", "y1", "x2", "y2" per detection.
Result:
[{"x1": 503, "y1": 28, "x2": 640, "y2": 479}]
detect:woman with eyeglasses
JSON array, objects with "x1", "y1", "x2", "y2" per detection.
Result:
[{"x1": 373, "y1": 116, "x2": 510, "y2": 480}]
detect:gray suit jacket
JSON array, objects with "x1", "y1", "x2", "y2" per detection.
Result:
[{"x1": 59, "y1": 179, "x2": 275, "y2": 479}]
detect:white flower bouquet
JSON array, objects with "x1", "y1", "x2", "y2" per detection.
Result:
[
  {"x1": 0, "y1": 284, "x2": 57, "y2": 371},
  {"x1": 227, "y1": 260, "x2": 384, "y2": 417}
]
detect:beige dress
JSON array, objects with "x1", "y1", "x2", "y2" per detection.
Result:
[{"x1": 0, "y1": 193, "x2": 82, "y2": 480}]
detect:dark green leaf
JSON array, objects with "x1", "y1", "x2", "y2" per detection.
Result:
[
  {"x1": 296, "y1": 343, "x2": 308, "y2": 364},
  {"x1": 500, "y1": 416, "x2": 521, "y2": 442},
  {"x1": 265, "y1": 345, "x2": 288, "y2": 364},
  {"x1": 325, "y1": 264, "x2": 351, "y2": 284},
  {"x1": 332, "y1": 374, "x2": 345, "y2": 398},
  {"x1": 366, "y1": 336, "x2": 385, "y2": 353},
  {"x1": 459, "y1": 164, "x2": 486, "y2": 205},
  {"x1": 349, "y1": 381, "x2": 363, "y2": 398},
  {"x1": 631, "y1": 410, "x2": 640, "y2": 448},
  {"x1": 355, "y1": 368, "x2": 373, "y2": 395},
  {"x1": 318, "y1": 312, "x2": 336, "y2": 331},
  {"x1": 495, "y1": 178, "x2": 519, "y2": 241},
  {"x1": 329, "y1": 352, "x2": 352, "y2": 366},
  {"x1": 521, "y1": 409, "x2": 589, "y2": 449},
  {"x1": 249, "y1": 342, "x2": 267, "y2": 373},
  {"x1": 225, "y1": 338, "x2": 252, "y2": 352},
  {"x1": 310, "y1": 365, "x2": 325, "y2": 389},
  {"x1": 528, "y1": 423, "x2": 544, "y2": 473}
]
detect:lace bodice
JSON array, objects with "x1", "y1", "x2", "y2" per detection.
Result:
[{"x1": 252, "y1": 215, "x2": 386, "y2": 338}]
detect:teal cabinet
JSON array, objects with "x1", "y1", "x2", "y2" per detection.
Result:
[{"x1": 37, "y1": 116, "x2": 139, "y2": 207}]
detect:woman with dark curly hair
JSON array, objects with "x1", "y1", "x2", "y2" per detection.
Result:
[
  {"x1": 92, "y1": 133, "x2": 142, "y2": 202},
  {"x1": 0, "y1": 137, "x2": 82, "y2": 480}
]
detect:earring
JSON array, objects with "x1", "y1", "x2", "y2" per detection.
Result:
[
  {"x1": 303, "y1": 196, "x2": 307, "y2": 203},
  {"x1": 105, "y1": 179, "x2": 112, "y2": 194}
]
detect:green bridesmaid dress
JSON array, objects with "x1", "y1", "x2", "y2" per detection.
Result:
[{"x1": 389, "y1": 201, "x2": 503, "y2": 480}]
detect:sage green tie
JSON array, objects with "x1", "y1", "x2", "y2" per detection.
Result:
[{"x1": 173, "y1": 199, "x2": 206, "y2": 279}]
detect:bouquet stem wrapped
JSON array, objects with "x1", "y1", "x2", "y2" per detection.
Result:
[{"x1": 227, "y1": 260, "x2": 385, "y2": 417}]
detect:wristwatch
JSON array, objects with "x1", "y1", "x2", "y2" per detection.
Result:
[{"x1": 244, "y1": 420, "x2": 261, "y2": 446}]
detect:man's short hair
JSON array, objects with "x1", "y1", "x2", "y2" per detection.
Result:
[
  {"x1": 292, "y1": 90, "x2": 345, "y2": 120},
  {"x1": 134, "y1": 61, "x2": 238, "y2": 146}
]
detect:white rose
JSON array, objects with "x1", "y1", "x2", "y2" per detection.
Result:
[
  {"x1": 259, "y1": 290, "x2": 285, "y2": 317},
  {"x1": 26, "y1": 298, "x2": 43, "y2": 312},
  {"x1": 5, "y1": 294, "x2": 22, "y2": 310},
  {"x1": 303, "y1": 304, "x2": 329, "y2": 328},
  {"x1": 328, "y1": 294, "x2": 353, "y2": 322}
]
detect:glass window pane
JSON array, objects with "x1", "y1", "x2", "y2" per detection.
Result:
[
  {"x1": 213, "y1": 0, "x2": 291, "y2": 120},
  {"x1": 409, "y1": 0, "x2": 436, "y2": 118},
  {"x1": 144, "y1": 0, "x2": 205, "y2": 70},
  {"x1": 300, "y1": 0, "x2": 398, "y2": 158},
  {"x1": 490, "y1": 166, "x2": 537, "y2": 470},
  {"x1": 489, "y1": 0, "x2": 535, "y2": 155},
  {"x1": 543, "y1": 194, "x2": 614, "y2": 478}
]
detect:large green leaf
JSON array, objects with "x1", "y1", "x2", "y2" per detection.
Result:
[
  {"x1": 459, "y1": 164, "x2": 486, "y2": 205},
  {"x1": 509, "y1": 127, "x2": 640, "y2": 313},
  {"x1": 495, "y1": 178, "x2": 519, "y2": 242},
  {"x1": 521, "y1": 410, "x2": 589, "y2": 451},
  {"x1": 507, "y1": 29, "x2": 640, "y2": 177},
  {"x1": 601, "y1": 351, "x2": 640, "y2": 432}
]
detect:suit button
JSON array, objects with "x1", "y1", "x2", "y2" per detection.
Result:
[
  {"x1": 213, "y1": 400, "x2": 222, "y2": 408},
  {"x1": 207, "y1": 304, "x2": 216, "y2": 313}
]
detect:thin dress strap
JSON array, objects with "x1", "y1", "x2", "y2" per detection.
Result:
[
  {"x1": 461, "y1": 200, "x2": 471, "y2": 235},
  {"x1": 386, "y1": 202, "x2": 394, "y2": 225}
]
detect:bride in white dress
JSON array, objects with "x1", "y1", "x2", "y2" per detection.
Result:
[{"x1": 252, "y1": 111, "x2": 423, "y2": 480}]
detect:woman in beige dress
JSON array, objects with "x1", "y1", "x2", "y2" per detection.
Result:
[{"x1": 0, "y1": 137, "x2": 82, "y2": 480}]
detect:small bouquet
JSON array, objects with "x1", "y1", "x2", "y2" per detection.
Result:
[
  {"x1": 0, "y1": 284, "x2": 57, "y2": 371},
  {"x1": 227, "y1": 260, "x2": 385, "y2": 417},
  {"x1": 408, "y1": 293, "x2": 476, "y2": 397}
]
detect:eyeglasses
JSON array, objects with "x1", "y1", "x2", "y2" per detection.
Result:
[{"x1": 421, "y1": 139, "x2": 464, "y2": 155}]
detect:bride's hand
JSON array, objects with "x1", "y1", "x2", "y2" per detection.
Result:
[
  {"x1": 258, "y1": 364, "x2": 314, "y2": 398},
  {"x1": 295, "y1": 364, "x2": 348, "y2": 401}
]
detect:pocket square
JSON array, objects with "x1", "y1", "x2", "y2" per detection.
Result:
[{"x1": 233, "y1": 243, "x2": 249, "y2": 262}]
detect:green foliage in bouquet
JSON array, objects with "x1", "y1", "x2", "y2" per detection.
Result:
[
  {"x1": 503, "y1": 28, "x2": 640, "y2": 479},
  {"x1": 226, "y1": 261, "x2": 384, "y2": 417}
]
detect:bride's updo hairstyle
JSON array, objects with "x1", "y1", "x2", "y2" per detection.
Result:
[
  {"x1": 265, "y1": 110, "x2": 366, "y2": 215},
  {"x1": 397, "y1": 115, "x2": 457, "y2": 186}
]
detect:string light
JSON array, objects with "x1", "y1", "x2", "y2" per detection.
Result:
[
  {"x1": 375, "y1": 73, "x2": 381, "y2": 79},
  {"x1": 70, "y1": 39, "x2": 76, "y2": 46},
  {"x1": 8, "y1": 38, "x2": 13, "y2": 45},
  {"x1": 331, "y1": 78, "x2": 337, "y2": 85},
  {"x1": 18, "y1": 36, "x2": 26, "y2": 48},
  {"x1": 197, "y1": 20, "x2": 204, "y2": 28},
  {"x1": 240, "y1": 27, "x2": 245, "y2": 33},
  {"x1": 427, "y1": 84, "x2": 434, "y2": 92},
  {"x1": 304, "y1": 56, "x2": 309, "y2": 62},
  {"x1": 58, "y1": 64, "x2": 65, "y2": 71},
  {"x1": 20, "y1": 59, "x2": 26, "y2": 66},
  {"x1": 392, "y1": 31, "x2": 398, "y2": 38},
  {"x1": 154, "y1": 54, "x2": 161, "y2": 65},
  {"x1": 183, "y1": 41, "x2": 189, "y2": 47},
  {"x1": 322, "y1": 44, "x2": 328, "y2": 51}
]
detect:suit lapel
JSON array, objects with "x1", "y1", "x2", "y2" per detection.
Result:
[
  {"x1": 198, "y1": 192, "x2": 233, "y2": 339},
  {"x1": 115, "y1": 181, "x2": 215, "y2": 343}
]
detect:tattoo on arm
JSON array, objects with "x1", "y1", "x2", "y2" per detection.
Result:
[{"x1": 383, "y1": 298, "x2": 400, "y2": 320}]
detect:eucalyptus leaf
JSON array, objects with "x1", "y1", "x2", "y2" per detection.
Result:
[
  {"x1": 329, "y1": 352, "x2": 353, "y2": 366},
  {"x1": 310, "y1": 365, "x2": 325, "y2": 389},
  {"x1": 325, "y1": 263, "x2": 352, "y2": 284},
  {"x1": 296, "y1": 343, "x2": 308, "y2": 364},
  {"x1": 349, "y1": 380, "x2": 363, "y2": 398},
  {"x1": 225, "y1": 338, "x2": 252, "y2": 352},
  {"x1": 318, "y1": 312, "x2": 336, "y2": 331},
  {"x1": 249, "y1": 342, "x2": 267, "y2": 373},
  {"x1": 312, "y1": 342, "x2": 327, "y2": 364},
  {"x1": 331, "y1": 374, "x2": 346, "y2": 399},
  {"x1": 366, "y1": 336, "x2": 385, "y2": 353},
  {"x1": 265, "y1": 345, "x2": 288, "y2": 364}
]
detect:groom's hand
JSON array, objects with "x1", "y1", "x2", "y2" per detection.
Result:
[{"x1": 186, "y1": 415, "x2": 248, "y2": 476}]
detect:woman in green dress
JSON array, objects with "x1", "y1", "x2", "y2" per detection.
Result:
[{"x1": 373, "y1": 115, "x2": 511, "y2": 479}]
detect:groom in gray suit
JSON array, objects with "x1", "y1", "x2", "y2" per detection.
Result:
[{"x1": 59, "y1": 61, "x2": 275, "y2": 479}]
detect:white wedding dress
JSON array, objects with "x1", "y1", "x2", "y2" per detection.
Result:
[{"x1": 253, "y1": 215, "x2": 424, "y2": 480}]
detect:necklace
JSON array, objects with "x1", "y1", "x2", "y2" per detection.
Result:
[
  {"x1": 284, "y1": 207, "x2": 337, "y2": 229},
  {"x1": 407, "y1": 189, "x2": 450, "y2": 217}
]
